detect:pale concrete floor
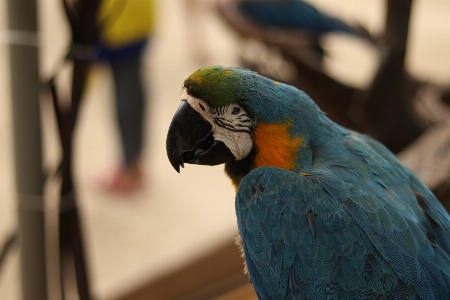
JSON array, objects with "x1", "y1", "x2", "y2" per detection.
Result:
[{"x1": 0, "y1": 0, "x2": 449, "y2": 299}]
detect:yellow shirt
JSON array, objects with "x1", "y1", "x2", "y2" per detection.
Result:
[{"x1": 98, "y1": 0, "x2": 155, "y2": 49}]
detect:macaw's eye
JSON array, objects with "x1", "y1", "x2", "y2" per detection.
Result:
[{"x1": 232, "y1": 106, "x2": 240, "y2": 115}]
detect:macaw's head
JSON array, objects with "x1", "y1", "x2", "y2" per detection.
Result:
[{"x1": 166, "y1": 65, "x2": 319, "y2": 186}]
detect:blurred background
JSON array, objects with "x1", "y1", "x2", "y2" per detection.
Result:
[{"x1": 0, "y1": 0, "x2": 449, "y2": 299}]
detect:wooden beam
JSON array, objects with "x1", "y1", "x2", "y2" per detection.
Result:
[
  {"x1": 114, "y1": 239, "x2": 251, "y2": 300},
  {"x1": 213, "y1": 283, "x2": 257, "y2": 300}
]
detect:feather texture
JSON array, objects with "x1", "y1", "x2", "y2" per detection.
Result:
[{"x1": 237, "y1": 163, "x2": 450, "y2": 299}]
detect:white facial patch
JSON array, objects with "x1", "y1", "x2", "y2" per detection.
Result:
[{"x1": 180, "y1": 88, "x2": 254, "y2": 160}]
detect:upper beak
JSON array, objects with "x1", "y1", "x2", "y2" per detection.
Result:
[{"x1": 166, "y1": 101, "x2": 235, "y2": 172}]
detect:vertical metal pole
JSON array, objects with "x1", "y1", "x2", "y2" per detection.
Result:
[{"x1": 6, "y1": 1, "x2": 48, "y2": 300}]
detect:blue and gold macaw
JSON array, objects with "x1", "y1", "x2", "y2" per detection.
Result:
[{"x1": 166, "y1": 66, "x2": 450, "y2": 299}]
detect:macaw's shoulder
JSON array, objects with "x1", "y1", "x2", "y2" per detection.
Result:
[{"x1": 236, "y1": 166, "x2": 450, "y2": 300}]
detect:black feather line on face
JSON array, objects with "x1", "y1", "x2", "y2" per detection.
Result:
[
  {"x1": 213, "y1": 118, "x2": 253, "y2": 135},
  {"x1": 207, "y1": 102, "x2": 255, "y2": 135},
  {"x1": 237, "y1": 115, "x2": 252, "y2": 122},
  {"x1": 211, "y1": 106, "x2": 226, "y2": 117}
]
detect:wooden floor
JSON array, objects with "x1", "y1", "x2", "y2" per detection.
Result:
[
  {"x1": 114, "y1": 240, "x2": 254, "y2": 300},
  {"x1": 214, "y1": 284, "x2": 257, "y2": 300}
]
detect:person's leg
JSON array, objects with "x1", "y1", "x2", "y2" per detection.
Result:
[
  {"x1": 111, "y1": 54, "x2": 145, "y2": 167},
  {"x1": 106, "y1": 53, "x2": 145, "y2": 191}
]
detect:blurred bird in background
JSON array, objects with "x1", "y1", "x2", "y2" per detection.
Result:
[
  {"x1": 237, "y1": 0, "x2": 367, "y2": 38},
  {"x1": 239, "y1": 0, "x2": 373, "y2": 65}
]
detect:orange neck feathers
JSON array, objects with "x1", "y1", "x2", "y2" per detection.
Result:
[
  {"x1": 252, "y1": 122, "x2": 303, "y2": 171},
  {"x1": 226, "y1": 121, "x2": 303, "y2": 191}
]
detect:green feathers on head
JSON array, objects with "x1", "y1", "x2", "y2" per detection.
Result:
[{"x1": 183, "y1": 66, "x2": 248, "y2": 107}]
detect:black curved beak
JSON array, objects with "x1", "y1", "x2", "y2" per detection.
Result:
[{"x1": 166, "y1": 101, "x2": 235, "y2": 172}]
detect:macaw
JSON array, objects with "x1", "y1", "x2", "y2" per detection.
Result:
[
  {"x1": 166, "y1": 66, "x2": 450, "y2": 299},
  {"x1": 233, "y1": 0, "x2": 372, "y2": 65},
  {"x1": 238, "y1": 0, "x2": 360, "y2": 37}
]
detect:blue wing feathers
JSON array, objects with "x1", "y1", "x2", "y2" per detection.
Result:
[
  {"x1": 242, "y1": 234, "x2": 273, "y2": 300},
  {"x1": 237, "y1": 160, "x2": 450, "y2": 299}
]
